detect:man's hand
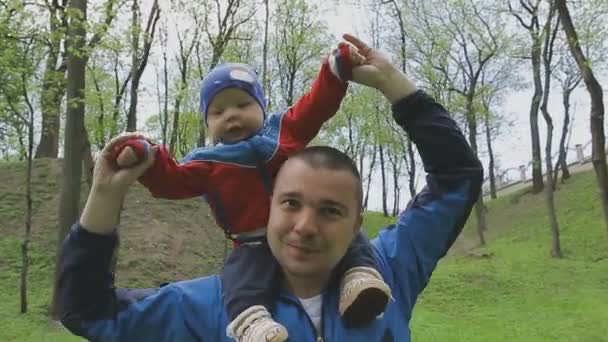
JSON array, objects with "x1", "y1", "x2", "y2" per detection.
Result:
[
  {"x1": 81, "y1": 133, "x2": 158, "y2": 235},
  {"x1": 92, "y1": 133, "x2": 157, "y2": 198},
  {"x1": 342, "y1": 34, "x2": 417, "y2": 103},
  {"x1": 116, "y1": 146, "x2": 141, "y2": 168},
  {"x1": 116, "y1": 139, "x2": 150, "y2": 168}
]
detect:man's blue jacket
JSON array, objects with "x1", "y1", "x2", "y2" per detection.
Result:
[{"x1": 58, "y1": 91, "x2": 483, "y2": 341}]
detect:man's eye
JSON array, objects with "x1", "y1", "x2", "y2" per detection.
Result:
[
  {"x1": 321, "y1": 207, "x2": 341, "y2": 217},
  {"x1": 282, "y1": 199, "x2": 299, "y2": 209},
  {"x1": 238, "y1": 102, "x2": 251, "y2": 109},
  {"x1": 210, "y1": 109, "x2": 223, "y2": 116}
]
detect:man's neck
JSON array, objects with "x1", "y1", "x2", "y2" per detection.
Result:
[{"x1": 283, "y1": 272, "x2": 330, "y2": 299}]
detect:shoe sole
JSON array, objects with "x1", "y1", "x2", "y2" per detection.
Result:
[{"x1": 342, "y1": 287, "x2": 390, "y2": 328}]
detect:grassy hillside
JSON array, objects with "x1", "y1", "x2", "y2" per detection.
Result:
[
  {"x1": 0, "y1": 159, "x2": 606, "y2": 341},
  {"x1": 0, "y1": 159, "x2": 226, "y2": 341}
]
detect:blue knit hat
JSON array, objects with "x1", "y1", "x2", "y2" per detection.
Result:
[{"x1": 200, "y1": 63, "x2": 266, "y2": 125}]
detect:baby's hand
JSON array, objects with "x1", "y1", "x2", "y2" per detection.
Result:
[
  {"x1": 115, "y1": 139, "x2": 150, "y2": 168},
  {"x1": 343, "y1": 43, "x2": 365, "y2": 66},
  {"x1": 328, "y1": 42, "x2": 365, "y2": 82}
]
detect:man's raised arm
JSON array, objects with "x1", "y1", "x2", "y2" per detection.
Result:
[
  {"x1": 341, "y1": 33, "x2": 482, "y2": 319},
  {"x1": 373, "y1": 89, "x2": 482, "y2": 318}
]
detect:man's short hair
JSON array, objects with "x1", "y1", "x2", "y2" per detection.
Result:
[{"x1": 289, "y1": 146, "x2": 363, "y2": 212}]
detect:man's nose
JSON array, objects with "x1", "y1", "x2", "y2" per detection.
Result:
[{"x1": 292, "y1": 208, "x2": 318, "y2": 236}]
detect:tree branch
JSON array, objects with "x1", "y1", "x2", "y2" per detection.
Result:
[{"x1": 87, "y1": 0, "x2": 118, "y2": 52}]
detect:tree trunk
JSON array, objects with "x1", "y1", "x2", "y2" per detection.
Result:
[
  {"x1": 36, "y1": 68, "x2": 65, "y2": 159},
  {"x1": 346, "y1": 114, "x2": 355, "y2": 157},
  {"x1": 541, "y1": 73, "x2": 562, "y2": 258},
  {"x1": 540, "y1": 4, "x2": 563, "y2": 257},
  {"x1": 484, "y1": 111, "x2": 497, "y2": 199},
  {"x1": 111, "y1": 57, "x2": 130, "y2": 138},
  {"x1": 126, "y1": 0, "x2": 160, "y2": 132},
  {"x1": 542, "y1": 113, "x2": 563, "y2": 257},
  {"x1": 379, "y1": 144, "x2": 389, "y2": 217},
  {"x1": 126, "y1": 0, "x2": 140, "y2": 132},
  {"x1": 82, "y1": 125, "x2": 94, "y2": 187},
  {"x1": 21, "y1": 114, "x2": 35, "y2": 314},
  {"x1": 556, "y1": 0, "x2": 608, "y2": 234},
  {"x1": 467, "y1": 94, "x2": 486, "y2": 243},
  {"x1": 197, "y1": 98, "x2": 206, "y2": 147},
  {"x1": 553, "y1": 87, "x2": 574, "y2": 185},
  {"x1": 162, "y1": 44, "x2": 169, "y2": 145},
  {"x1": 530, "y1": 32, "x2": 544, "y2": 193},
  {"x1": 392, "y1": 154, "x2": 400, "y2": 216},
  {"x1": 358, "y1": 140, "x2": 365, "y2": 175},
  {"x1": 126, "y1": 76, "x2": 140, "y2": 132},
  {"x1": 407, "y1": 142, "x2": 416, "y2": 197},
  {"x1": 36, "y1": 5, "x2": 66, "y2": 159},
  {"x1": 262, "y1": 0, "x2": 270, "y2": 95},
  {"x1": 363, "y1": 145, "x2": 378, "y2": 210},
  {"x1": 286, "y1": 68, "x2": 296, "y2": 107},
  {"x1": 170, "y1": 89, "x2": 184, "y2": 154},
  {"x1": 90, "y1": 68, "x2": 106, "y2": 149},
  {"x1": 170, "y1": 58, "x2": 188, "y2": 154},
  {"x1": 16, "y1": 123, "x2": 27, "y2": 160},
  {"x1": 52, "y1": 0, "x2": 87, "y2": 318}
]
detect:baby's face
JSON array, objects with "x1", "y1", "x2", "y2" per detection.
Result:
[{"x1": 206, "y1": 88, "x2": 264, "y2": 143}]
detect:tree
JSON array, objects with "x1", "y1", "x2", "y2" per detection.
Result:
[
  {"x1": 126, "y1": 0, "x2": 160, "y2": 132},
  {"x1": 273, "y1": 0, "x2": 331, "y2": 107},
  {"x1": 53, "y1": 0, "x2": 119, "y2": 318},
  {"x1": 552, "y1": 1, "x2": 605, "y2": 186},
  {"x1": 55, "y1": 0, "x2": 88, "y2": 318},
  {"x1": 383, "y1": 0, "x2": 417, "y2": 199},
  {"x1": 556, "y1": 0, "x2": 608, "y2": 234},
  {"x1": 156, "y1": 20, "x2": 170, "y2": 145},
  {"x1": 16, "y1": 40, "x2": 39, "y2": 313},
  {"x1": 406, "y1": 0, "x2": 508, "y2": 243},
  {"x1": 262, "y1": 0, "x2": 270, "y2": 95},
  {"x1": 35, "y1": 0, "x2": 68, "y2": 159},
  {"x1": 478, "y1": 55, "x2": 522, "y2": 199},
  {"x1": 168, "y1": 0, "x2": 202, "y2": 154},
  {"x1": 552, "y1": 51, "x2": 581, "y2": 185},
  {"x1": 0, "y1": 3, "x2": 42, "y2": 312},
  {"x1": 538, "y1": 1, "x2": 562, "y2": 257},
  {"x1": 508, "y1": 0, "x2": 546, "y2": 193}
]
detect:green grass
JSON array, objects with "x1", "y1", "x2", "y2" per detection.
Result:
[
  {"x1": 410, "y1": 170, "x2": 608, "y2": 341},
  {"x1": 0, "y1": 159, "x2": 606, "y2": 341},
  {"x1": 0, "y1": 236, "x2": 82, "y2": 341}
]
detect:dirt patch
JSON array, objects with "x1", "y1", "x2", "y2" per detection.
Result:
[{"x1": 1, "y1": 159, "x2": 225, "y2": 288}]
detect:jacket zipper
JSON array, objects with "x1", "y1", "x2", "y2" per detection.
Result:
[{"x1": 283, "y1": 294, "x2": 325, "y2": 341}]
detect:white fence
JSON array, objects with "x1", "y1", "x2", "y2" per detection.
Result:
[{"x1": 482, "y1": 140, "x2": 594, "y2": 196}]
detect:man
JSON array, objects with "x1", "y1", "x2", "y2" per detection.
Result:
[{"x1": 58, "y1": 34, "x2": 482, "y2": 341}]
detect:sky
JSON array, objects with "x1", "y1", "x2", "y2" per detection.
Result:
[{"x1": 133, "y1": 0, "x2": 606, "y2": 212}]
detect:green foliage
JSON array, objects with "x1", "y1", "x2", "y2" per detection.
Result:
[
  {"x1": 0, "y1": 2, "x2": 43, "y2": 159},
  {"x1": 272, "y1": 0, "x2": 332, "y2": 108}
]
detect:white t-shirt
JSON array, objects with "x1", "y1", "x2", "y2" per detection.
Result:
[{"x1": 298, "y1": 294, "x2": 323, "y2": 336}]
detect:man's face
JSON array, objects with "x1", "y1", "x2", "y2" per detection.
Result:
[{"x1": 267, "y1": 159, "x2": 363, "y2": 282}]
